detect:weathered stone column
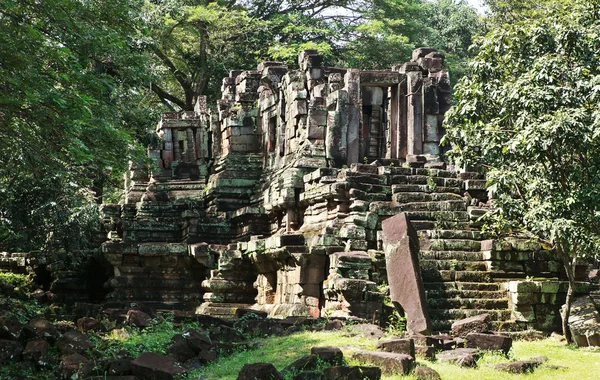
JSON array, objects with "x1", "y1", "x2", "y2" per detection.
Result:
[
  {"x1": 406, "y1": 66, "x2": 423, "y2": 157},
  {"x1": 344, "y1": 69, "x2": 361, "y2": 166}
]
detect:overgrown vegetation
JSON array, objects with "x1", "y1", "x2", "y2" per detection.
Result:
[
  {"x1": 444, "y1": 0, "x2": 600, "y2": 342},
  {"x1": 0, "y1": 272, "x2": 52, "y2": 323}
]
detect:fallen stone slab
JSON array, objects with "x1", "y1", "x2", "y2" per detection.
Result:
[
  {"x1": 494, "y1": 360, "x2": 542, "y2": 374},
  {"x1": 415, "y1": 345, "x2": 436, "y2": 360},
  {"x1": 282, "y1": 354, "x2": 319, "y2": 374},
  {"x1": 437, "y1": 348, "x2": 479, "y2": 367},
  {"x1": 413, "y1": 366, "x2": 441, "y2": 380},
  {"x1": 451, "y1": 313, "x2": 490, "y2": 338},
  {"x1": 237, "y1": 362, "x2": 283, "y2": 380},
  {"x1": 352, "y1": 351, "x2": 414, "y2": 375},
  {"x1": 382, "y1": 213, "x2": 432, "y2": 335},
  {"x1": 376, "y1": 338, "x2": 415, "y2": 357},
  {"x1": 56, "y1": 330, "x2": 94, "y2": 355},
  {"x1": 0, "y1": 339, "x2": 23, "y2": 363},
  {"x1": 311, "y1": 346, "x2": 344, "y2": 366},
  {"x1": 23, "y1": 339, "x2": 49, "y2": 364},
  {"x1": 131, "y1": 352, "x2": 186, "y2": 380},
  {"x1": 21, "y1": 318, "x2": 59, "y2": 343},
  {"x1": 126, "y1": 309, "x2": 152, "y2": 328},
  {"x1": 466, "y1": 333, "x2": 512, "y2": 355},
  {"x1": 56, "y1": 353, "x2": 92, "y2": 379},
  {"x1": 0, "y1": 317, "x2": 23, "y2": 340},
  {"x1": 324, "y1": 365, "x2": 381, "y2": 380}
]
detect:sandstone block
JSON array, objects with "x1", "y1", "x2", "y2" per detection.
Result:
[
  {"x1": 352, "y1": 351, "x2": 414, "y2": 375},
  {"x1": 237, "y1": 362, "x2": 282, "y2": 380},
  {"x1": 451, "y1": 313, "x2": 491, "y2": 338},
  {"x1": 466, "y1": 333, "x2": 512, "y2": 354},
  {"x1": 131, "y1": 352, "x2": 186, "y2": 380},
  {"x1": 381, "y1": 213, "x2": 431, "y2": 334},
  {"x1": 324, "y1": 365, "x2": 381, "y2": 380},
  {"x1": 437, "y1": 348, "x2": 479, "y2": 367},
  {"x1": 376, "y1": 338, "x2": 415, "y2": 357}
]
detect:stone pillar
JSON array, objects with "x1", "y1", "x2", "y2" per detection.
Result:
[
  {"x1": 344, "y1": 69, "x2": 361, "y2": 166},
  {"x1": 406, "y1": 68, "x2": 423, "y2": 157}
]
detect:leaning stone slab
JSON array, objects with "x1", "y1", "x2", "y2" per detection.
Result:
[
  {"x1": 451, "y1": 313, "x2": 490, "y2": 338},
  {"x1": 381, "y1": 213, "x2": 432, "y2": 335},
  {"x1": 376, "y1": 338, "x2": 415, "y2": 357},
  {"x1": 352, "y1": 351, "x2": 414, "y2": 375},
  {"x1": 437, "y1": 348, "x2": 479, "y2": 367},
  {"x1": 466, "y1": 333, "x2": 512, "y2": 355}
]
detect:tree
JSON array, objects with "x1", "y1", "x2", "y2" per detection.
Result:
[
  {"x1": 444, "y1": 0, "x2": 600, "y2": 342},
  {"x1": 0, "y1": 0, "x2": 150, "y2": 252}
]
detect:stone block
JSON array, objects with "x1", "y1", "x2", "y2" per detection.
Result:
[
  {"x1": 381, "y1": 213, "x2": 431, "y2": 334},
  {"x1": 466, "y1": 333, "x2": 512, "y2": 355},
  {"x1": 352, "y1": 351, "x2": 413, "y2": 375},
  {"x1": 437, "y1": 348, "x2": 479, "y2": 367},
  {"x1": 451, "y1": 313, "x2": 491, "y2": 338},
  {"x1": 324, "y1": 366, "x2": 381, "y2": 380},
  {"x1": 376, "y1": 338, "x2": 415, "y2": 357}
]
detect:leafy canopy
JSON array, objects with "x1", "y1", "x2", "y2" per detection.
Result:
[{"x1": 445, "y1": 0, "x2": 600, "y2": 259}]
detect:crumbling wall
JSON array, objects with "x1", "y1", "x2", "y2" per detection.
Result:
[{"x1": 94, "y1": 49, "x2": 592, "y2": 332}]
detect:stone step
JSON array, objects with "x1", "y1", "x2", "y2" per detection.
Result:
[
  {"x1": 389, "y1": 175, "x2": 462, "y2": 188},
  {"x1": 397, "y1": 200, "x2": 468, "y2": 212},
  {"x1": 421, "y1": 269, "x2": 492, "y2": 283},
  {"x1": 428, "y1": 308, "x2": 511, "y2": 322},
  {"x1": 410, "y1": 221, "x2": 470, "y2": 231},
  {"x1": 425, "y1": 289, "x2": 507, "y2": 300},
  {"x1": 420, "y1": 259, "x2": 488, "y2": 271},
  {"x1": 392, "y1": 192, "x2": 465, "y2": 203},
  {"x1": 428, "y1": 297, "x2": 508, "y2": 310},
  {"x1": 426, "y1": 239, "x2": 482, "y2": 252},
  {"x1": 419, "y1": 229, "x2": 488, "y2": 241},
  {"x1": 404, "y1": 211, "x2": 469, "y2": 222},
  {"x1": 431, "y1": 319, "x2": 520, "y2": 333},
  {"x1": 423, "y1": 281, "x2": 501, "y2": 292},
  {"x1": 420, "y1": 250, "x2": 485, "y2": 261},
  {"x1": 391, "y1": 184, "x2": 461, "y2": 194}
]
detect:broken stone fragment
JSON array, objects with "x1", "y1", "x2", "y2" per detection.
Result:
[
  {"x1": 437, "y1": 348, "x2": 479, "y2": 367},
  {"x1": 451, "y1": 313, "x2": 491, "y2": 338},
  {"x1": 352, "y1": 351, "x2": 414, "y2": 375},
  {"x1": 237, "y1": 362, "x2": 283, "y2": 380},
  {"x1": 466, "y1": 332, "x2": 512, "y2": 355}
]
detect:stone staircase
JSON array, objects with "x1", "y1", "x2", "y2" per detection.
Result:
[{"x1": 417, "y1": 229, "x2": 513, "y2": 331}]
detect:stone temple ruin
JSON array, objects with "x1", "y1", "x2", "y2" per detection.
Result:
[{"x1": 5, "y1": 48, "x2": 593, "y2": 336}]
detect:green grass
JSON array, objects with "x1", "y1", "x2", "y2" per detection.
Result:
[
  {"x1": 191, "y1": 330, "x2": 600, "y2": 380},
  {"x1": 88, "y1": 313, "x2": 203, "y2": 358}
]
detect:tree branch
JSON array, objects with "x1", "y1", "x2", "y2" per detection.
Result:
[{"x1": 149, "y1": 83, "x2": 185, "y2": 111}]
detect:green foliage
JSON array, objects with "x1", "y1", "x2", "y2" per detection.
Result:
[
  {"x1": 445, "y1": 0, "x2": 600, "y2": 258},
  {"x1": 0, "y1": 273, "x2": 51, "y2": 323},
  {"x1": 0, "y1": 0, "x2": 152, "y2": 252},
  {"x1": 445, "y1": 0, "x2": 600, "y2": 340},
  {"x1": 88, "y1": 312, "x2": 200, "y2": 358}
]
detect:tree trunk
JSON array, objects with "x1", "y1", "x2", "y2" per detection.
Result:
[{"x1": 561, "y1": 252, "x2": 577, "y2": 344}]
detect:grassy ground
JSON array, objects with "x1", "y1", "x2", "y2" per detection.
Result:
[{"x1": 192, "y1": 330, "x2": 600, "y2": 380}]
